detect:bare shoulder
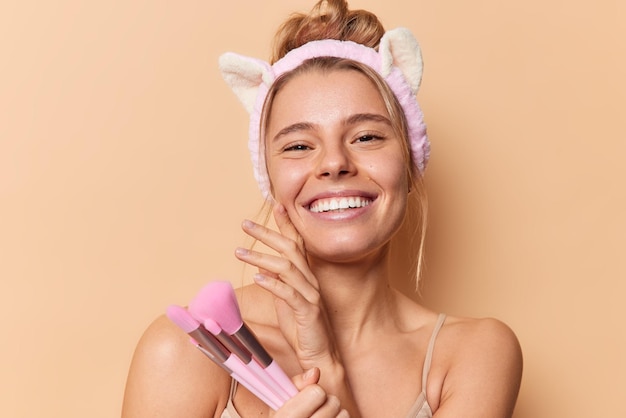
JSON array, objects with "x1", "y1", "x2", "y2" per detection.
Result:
[
  {"x1": 122, "y1": 314, "x2": 231, "y2": 418},
  {"x1": 429, "y1": 316, "x2": 523, "y2": 417},
  {"x1": 443, "y1": 316, "x2": 522, "y2": 357}
]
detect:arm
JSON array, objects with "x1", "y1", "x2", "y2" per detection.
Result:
[
  {"x1": 121, "y1": 315, "x2": 231, "y2": 418},
  {"x1": 433, "y1": 318, "x2": 523, "y2": 418}
]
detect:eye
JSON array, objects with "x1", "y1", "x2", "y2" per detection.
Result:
[
  {"x1": 283, "y1": 143, "x2": 311, "y2": 152},
  {"x1": 355, "y1": 133, "x2": 384, "y2": 143}
]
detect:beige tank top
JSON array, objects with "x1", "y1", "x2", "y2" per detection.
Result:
[{"x1": 221, "y1": 313, "x2": 446, "y2": 418}]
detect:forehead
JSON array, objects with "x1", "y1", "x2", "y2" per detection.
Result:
[{"x1": 266, "y1": 69, "x2": 389, "y2": 132}]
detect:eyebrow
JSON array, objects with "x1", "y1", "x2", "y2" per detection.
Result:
[
  {"x1": 272, "y1": 122, "x2": 316, "y2": 142},
  {"x1": 271, "y1": 113, "x2": 391, "y2": 142},
  {"x1": 344, "y1": 113, "x2": 392, "y2": 127}
]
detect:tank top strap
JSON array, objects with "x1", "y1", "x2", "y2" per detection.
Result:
[
  {"x1": 422, "y1": 313, "x2": 447, "y2": 390},
  {"x1": 221, "y1": 378, "x2": 242, "y2": 418},
  {"x1": 228, "y1": 377, "x2": 238, "y2": 399}
]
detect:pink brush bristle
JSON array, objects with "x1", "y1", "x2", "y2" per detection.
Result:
[
  {"x1": 166, "y1": 304, "x2": 200, "y2": 333},
  {"x1": 203, "y1": 318, "x2": 223, "y2": 335},
  {"x1": 188, "y1": 280, "x2": 243, "y2": 334}
]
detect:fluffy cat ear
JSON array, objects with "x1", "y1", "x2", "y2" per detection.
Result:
[
  {"x1": 219, "y1": 53, "x2": 274, "y2": 114},
  {"x1": 379, "y1": 27, "x2": 424, "y2": 94}
]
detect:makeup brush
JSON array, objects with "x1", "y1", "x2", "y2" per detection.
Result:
[
  {"x1": 188, "y1": 281, "x2": 298, "y2": 398},
  {"x1": 202, "y1": 317, "x2": 291, "y2": 403},
  {"x1": 166, "y1": 304, "x2": 281, "y2": 410}
]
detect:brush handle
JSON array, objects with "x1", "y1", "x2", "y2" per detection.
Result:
[
  {"x1": 266, "y1": 360, "x2": 299, "y2": 397},
  {"x1": 224, "y1": 355, "x2": 283, "y2": 410},
  {"x1": 231, "y1": 372, "x2": 280, "y2": 411},
  {"x1": 234, "y1": 323, "x2": 272, "y2": 366},
  {"x1": 194, "y1": 343, "x2": 231, "y2": 373},
  {"x1": 234, "y1": 323, "x2": 297, "y2": 399},
  {"x1": 248, "y1": 358, "x2": 291, "y2": 402},
  {"x1": 189, "y1": 328, "x2": 229, "y2": 363},
  {"x1": 214, "y1": 328, "x2": 291, "y2": 403},
  {"x1": 214, "y1": 330, "x2": 253, "y2": 363},
  {"x1": 194, "y1": 344, "x2": 280, "y2": 410}
]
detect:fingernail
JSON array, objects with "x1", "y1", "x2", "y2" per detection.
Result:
[
  {"x1": 274, "y1": 203, "x2": 286, "y2": 214},
  {"x1": 337, "y1": 409, "x2": 350, "y2": 418},
  {"x1": 235, "y1": 247, "x2": 249, "y2": 257},
  {"x1": 303, "y1": 368, "x2": 315, "y2": 379},
  {"x1": 253, "y1": 273, "x2": 265, "y2": 283},
  {"x1": 242, "y1": 219, "x2": 254, "y2": 229}
]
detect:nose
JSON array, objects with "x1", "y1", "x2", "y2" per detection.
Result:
[{"x1": 316, "y1": 142, "x2": 356, "y2": 179}]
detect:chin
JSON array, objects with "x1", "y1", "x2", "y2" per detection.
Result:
[{"x1": 305, "y1": 236, "x2": 392, "y2": 265}]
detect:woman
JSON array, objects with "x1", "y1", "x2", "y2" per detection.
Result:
[{"x1": 122, "y1": 1, "x2": 523, "y2": 417}]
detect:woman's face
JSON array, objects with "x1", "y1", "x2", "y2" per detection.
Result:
[{"x1": 265, "y1": 69, "x2": 409, "y2": 263}]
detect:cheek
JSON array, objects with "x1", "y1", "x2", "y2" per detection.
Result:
[
  {"x1": 267, "y1": 161, "x2": 309, "y2": 203},
  {"x1": 371, "y1": 153, "x2": 409, "y2": 192}
]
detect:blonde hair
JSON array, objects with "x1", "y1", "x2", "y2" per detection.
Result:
[
  {"x1": 271, "y1": 0, "x2": 385, "y2": 64},
  {"x1": 261, "y1": 0, "x2": 429, "y2": 285}
]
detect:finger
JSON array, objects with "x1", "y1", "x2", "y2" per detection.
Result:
[
  {"x1": 235, "y1": 248, "x2": 319, "y2": 302},
  {"x1": 291, "y1": 368, "x2": 320, "y2": 391},
  {"x1": 253, "y1": 272, "x2": 321, "y2": 311},
  {"x1": 272, "y1": 206, "x2": 321, "y2": 289},
  {"x1": 242, "y1": 219, "x2": 299, "y2": 256},
  {"x1": 309, "y1": 394, "x2": 342, "y2": 418},
  {"x1": 273, "y1": 203, "x2": 305, "y2": 253},
  {"x1": 258, "y1": 267, "x2": 278, "y2": 280},
  {"x1": 274, "y1": 384, "x2": 327, "y2": 418},
  {"x1": 241, "y1": 220, "x2": 318, "y2": 289}
]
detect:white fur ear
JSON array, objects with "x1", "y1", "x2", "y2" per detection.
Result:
[
  {"x1": 379, "y1": 28, "x2": 424, "y2": 93},
  {"x1": 219, "y1": 53, "x2": 274, "y2": 114}
]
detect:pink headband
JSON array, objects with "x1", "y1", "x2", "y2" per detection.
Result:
[{"x1": 219, "y1": 27, "x2": 429, "y2": 199}]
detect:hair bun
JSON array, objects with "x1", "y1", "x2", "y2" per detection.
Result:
[{"x1": 271, "y1": 0, "x2": 385, "y2": 63}]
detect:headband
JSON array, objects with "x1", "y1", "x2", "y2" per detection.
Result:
[{"x1": 219, "y1": 27, "x2": 429, "y2": 199}]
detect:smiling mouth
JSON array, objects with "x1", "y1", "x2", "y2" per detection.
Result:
[{"x1": 309, "y1": 196, "x2": 373, "y2": 213}]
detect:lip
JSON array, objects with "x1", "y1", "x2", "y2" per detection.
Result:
[{"x1": 302, "y1": 189, "x2": 378, "y2": 214}]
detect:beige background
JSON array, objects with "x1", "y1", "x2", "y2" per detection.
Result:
[{"x1": 1, "y1": 1, "x2": 624, "y2": 417}]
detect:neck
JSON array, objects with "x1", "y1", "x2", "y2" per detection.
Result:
[{"x1": 308, "y1": 247, "x2": 400, "y2": 346}]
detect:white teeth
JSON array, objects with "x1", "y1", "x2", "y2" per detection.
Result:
[{"x1": 309, "y1": 196, "x2": 372, "y2": 213}]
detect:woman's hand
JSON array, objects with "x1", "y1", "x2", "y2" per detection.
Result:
[
  {"x1": 270, "y1": 368, "x2": 349, "y2": 418},
  {"x1": 235, "y1": 204, "x2": 361, "y2": 417},
  {"x1": 235, "y1": 204, "x2": 339, "y2": 370}
]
